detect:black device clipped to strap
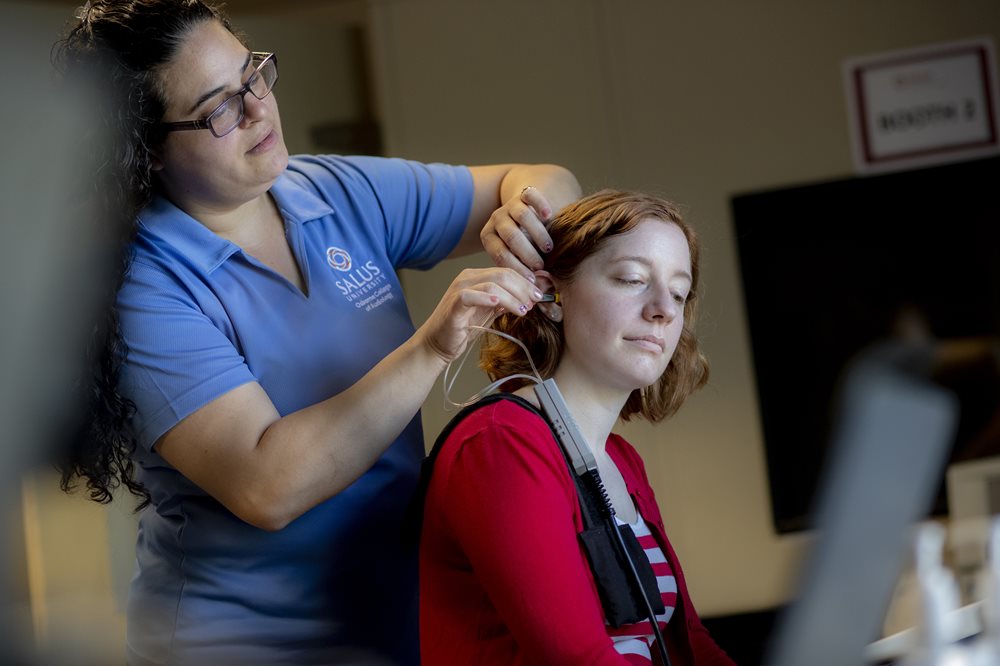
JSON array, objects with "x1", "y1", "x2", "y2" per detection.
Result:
[{"x1": 534, "y1": 379, "x2": 672, "y2": 666}]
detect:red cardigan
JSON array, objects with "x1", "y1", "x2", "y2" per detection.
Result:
[{"x1": 419, "y1": 398, "x2": 735, "y2": 665}]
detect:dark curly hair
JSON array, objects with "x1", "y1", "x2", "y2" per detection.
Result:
[
  {"x1": 52, "y1": 0, "x2": 236, "y2": 506},
  {"x1": 481, "y1": 189, "x2": 709, "y2": 422}
]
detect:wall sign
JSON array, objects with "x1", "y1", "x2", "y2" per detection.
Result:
[{"x1": 843, "y1": 37, "x2": 999, "y2": 174}]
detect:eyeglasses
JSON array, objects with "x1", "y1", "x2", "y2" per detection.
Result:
[{"x1": 160, "y1": 52, "x2": 278, "y2": 139}]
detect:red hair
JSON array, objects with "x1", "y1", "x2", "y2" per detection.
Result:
[{"x1": 480, "y1": 189, "x2": 709, "y2": 422}]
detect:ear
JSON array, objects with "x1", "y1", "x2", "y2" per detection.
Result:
[
  {"x1": 150, "y1": 152, "x2": 164, "y2": 171},
  {"x1": 533, "y1": 270, "x2": 563, "y2": 322}
]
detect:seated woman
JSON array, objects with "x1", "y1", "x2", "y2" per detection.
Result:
[{"x1": 419, "y1": 190, "x2": 735, "y2": 665}]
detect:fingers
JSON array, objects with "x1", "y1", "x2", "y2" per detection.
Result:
[
  {"x1": 480, "y1": 186, "x2": 555, "y2": 280},
  {"x1": 482, "y1": 229, "x2": 540, "y2": 282},
  {"x1": 518, "y1": 185, "x2": 553, "y2": 228},
  {"x1": 452, "y1": 267, "x2": 544, "y2": 316},
  {"x1": 512, "y1": 186, "x2": 555, "y2": 260},
  {"x1": 421, "y1": 268, "x2": 546, "y2": 363}
]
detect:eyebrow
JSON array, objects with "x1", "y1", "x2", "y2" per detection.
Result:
[
  {"x1": 611, "y1": 255, "x2": 692, "y2": 282},
  {"x1": 186, "y1": 51, "x2": 253, "y2": 115}
]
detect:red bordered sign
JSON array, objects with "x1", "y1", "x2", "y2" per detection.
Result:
[{"x1": 843, "y1": 37, "x2": 1000, "y2": 174}]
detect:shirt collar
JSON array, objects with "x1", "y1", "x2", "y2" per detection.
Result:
[
  {"x1": 270, "y1": 169, "x2": 335, "y2": 224},
  {"x1": 137, "y1": 171, "x2": 335, "y2": 274}
]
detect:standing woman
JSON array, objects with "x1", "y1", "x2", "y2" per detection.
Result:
[
  {"x1": 420, "y1": 191, "x2": 734, "y2": 664},
  {"x1": 53, "y1": 1, "x2": 580, "y2": 664}
]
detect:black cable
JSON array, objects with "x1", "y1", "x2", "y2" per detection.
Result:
[
  {"x1": 528, "y1": 379, "x2": 673, "y2": 666},
  {"x1": 608, "y1": 516, "x2": 672, "y2": 666},
  {"x1": 583, "y1": 469, "x2": 672, "y2": 666}
]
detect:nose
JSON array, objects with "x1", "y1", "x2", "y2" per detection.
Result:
[
  {"x1": 240, "y1": 90, "x2": 270, "y2": 125},
  {"x1": 643, "y1": 287, "x2": 680, "y2": 322}
]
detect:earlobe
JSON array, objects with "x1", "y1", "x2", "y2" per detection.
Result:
[
  {"x1": 532, "y1": 270, "x2": 562, "y2": 321},
  {"x1": 150, "y1": 152, "x2": 164, "y2": 172},
  {"x1": 538, "y1": 301, "x2": 562, "y2": 322}
]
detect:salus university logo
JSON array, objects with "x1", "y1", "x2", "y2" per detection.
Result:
[
  {"x1": 326, "y1": 246, "x2": 352, "y2": 271},
  {"x1": 326, "y1": 245, "x2": 392, "y2": 312}
]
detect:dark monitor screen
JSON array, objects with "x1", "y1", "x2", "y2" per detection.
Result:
[{"x1": 731, "y1": 156, "x2": 1000, "y2": 534}]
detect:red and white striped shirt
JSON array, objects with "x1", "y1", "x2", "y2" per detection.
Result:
[{"x1": 609, "y1": 513, "x2": 677, "y2": 664}]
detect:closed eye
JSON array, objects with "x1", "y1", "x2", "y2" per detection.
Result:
[{"x1": 616, "y1": 277, "x2": 645, "y2": 286}]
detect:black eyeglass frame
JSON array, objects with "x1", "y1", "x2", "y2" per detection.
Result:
[{"x1": 159, "y1": 51, "x2": 277, "y2": 139}]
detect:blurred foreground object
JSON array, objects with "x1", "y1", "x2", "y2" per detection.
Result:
[
  {"x1": 765, "y1": 343, "x2": 959, "y2": 666},
  {"x1": 1, "y1": 6, "x2": 113, "y2": 663}
]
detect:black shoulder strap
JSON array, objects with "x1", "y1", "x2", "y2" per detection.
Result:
[
  {"x1": 406, "y1": 390, "x2": 665, "y2": 630},
  {"x1": 405, "y1": 393, "x2": 530, "y2": 544},
  {"x1": 407, "y1": 391, "x2": 606, "y2": 543},
  {"x1": 422, "y1": 393, "x2": 538, "y2": 493}
]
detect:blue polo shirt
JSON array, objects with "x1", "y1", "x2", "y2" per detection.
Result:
[{"x1": 119, "y1": 155, "x2": 473, "y2": 665}]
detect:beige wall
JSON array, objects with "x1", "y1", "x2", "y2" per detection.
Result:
[
  {"x1": 236, "y1": 1, "x2": 369, "y2": 154},
  {"x1": 374, "y1": 0, "x2": 1000, "y2": 616},
  {"x1": 6, "y1": 0, "x2": 1000, "y2": 661}
]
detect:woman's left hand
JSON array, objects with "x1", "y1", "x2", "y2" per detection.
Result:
[
  {"x1": 480, "y1": 185, "x2": 555, "y2": 280},
  {"x1": 466, "y1": 163, "x2": 579, "y2": 279}
]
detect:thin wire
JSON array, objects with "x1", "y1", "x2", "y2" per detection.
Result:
[
  {"x1": 441, "y1": 310, "x2": 497, "y2": 409},
  {"x1": 442, "y1": 311, "x2": 545, "y2": 410}
]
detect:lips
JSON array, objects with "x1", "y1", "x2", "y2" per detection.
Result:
[
  {"x1": 248, "y1": 128, "x2": 276, "y2": 154},
  {"x1": 624, "y1": 335, "x2": 665, "y2": 353}
]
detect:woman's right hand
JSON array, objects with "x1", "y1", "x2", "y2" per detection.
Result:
[{"x1": 417, "y1": 266, "x2": 543, "y2": 363}]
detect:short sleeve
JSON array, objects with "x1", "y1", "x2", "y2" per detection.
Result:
[
  {"x1": 286, "y1": 155, "x2": 474, "y2": 271},
  {"x1": 118, "y1": 260, "x2": 256, "y2": 451}
]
